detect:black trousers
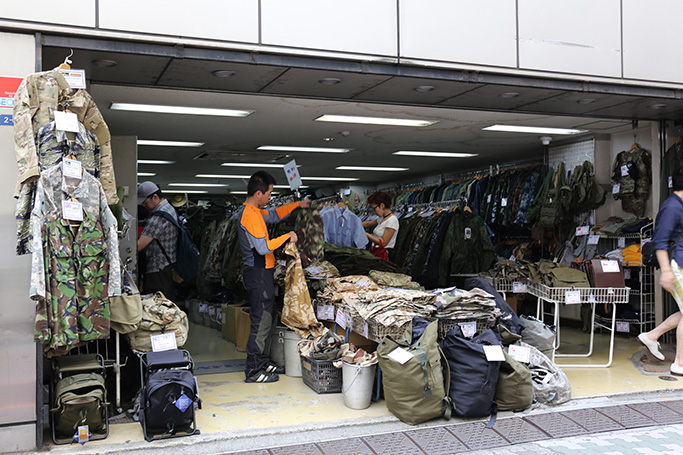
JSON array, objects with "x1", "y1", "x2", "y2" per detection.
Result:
[
  {"x1": 242, "y1": 266, "x2": 277, "y2": 376},
  {"x1": 142, "y1": 265, "x2": 176, "y2": 301}
]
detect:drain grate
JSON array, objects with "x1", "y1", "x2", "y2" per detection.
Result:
[
  {"x1": 317, "y1": 438, "x2": 375, "y2": 455},
  {"x1": 405, "y1": 426, "x2": 469, "y2": 454},
  {"x1": 626, "y1": 402, "x2": 683, "y2": 425},
  {"x1": 446, "y1": 422, "x2": 509, "y2": 450},
  {"x1": 660, "y1": 399, "x2": 683, "y2": 415},
  {"x1": 595, "y1": 405, "x2": 656, "y2": 428},
  {"x1": 362, "y1": 433, "x2": 423, "y2": 455},
  {"x1": 523, "y1": 412, "x2": 589, "y2": 438},
  {"x1": 561, "y1": 408, "x2": 623, "y2": 433},
  {"x1": 492, "y1": 417, "x2": 551, "y2": 444},
  {"x1": 271, "y1": 444, "x2": 324, "y2": 455}
]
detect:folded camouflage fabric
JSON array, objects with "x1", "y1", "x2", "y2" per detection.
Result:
[
  {"x1": 334, "y1": 343, "x2": 378, "y2": 368},
  {"x1": 368, "y1": 270, "x2": 422, "y2": 289}
]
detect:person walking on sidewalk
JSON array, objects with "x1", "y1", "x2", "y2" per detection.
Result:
[
  {"x1": 638, "y1": 167, "x2": 683, "y2": 376},
  {"x1": 236, "y1": 171, "x2": 311, "y2": 383}
]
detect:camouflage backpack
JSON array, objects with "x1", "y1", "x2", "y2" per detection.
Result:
[{"x1": 126, "y1": 292, "x2": 189, "y2": 351}]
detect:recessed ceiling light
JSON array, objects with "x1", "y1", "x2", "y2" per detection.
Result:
[
  {"x1": 164, "y1": 190, "x2": 208, "y2": 194},
  {"x1": 110, "y1": 103, "x2": 253, "y2": 117},
  {"x1": 137, "y1": 140, "x2": 205, "y2": 147},
  {"x1": 257, "y1": 145, "x2": 350, "y2": 153},
  {"x1": 212, "y1": 70, "x2": 236, "y2": 78},
  {"x1": 221, "y1": 163, "x2": 286, "y2": 168},
  {"x1": 196, "y1": 174, "x2": 251, "y2": 179},
  {"x1": 230, "y1": 190, "x2": 280, "y2": 195},
  {"x1": 137, "y1": 172, "x2": 157, "y2": 177},
  {"x1": 414, "y1": 85, "x2": 435, "y2": 92},
  {"x1": 274, "y1": 185, "x2": 308, "y2": 189},
  {"x1": 577, "y1": 98, "x2": 597, "y2": 105},
  {"x1": 499, "y1": 92, "x2": 520, "y2": 99},
  {"x1": 319, "y1": 78, "x2": 341, "y2": 85},
  {"x1": 168, "y1": 183, "x2": 229, "y2": 187},
  {"x1": 137, "y1": 159, "x2": 176, "y2": 165},
  {"x1": 300, "y1": 177, "x2": 359, "y2": 181},
  {"x1": 336, "y1": 166, "x2": 408, "y2": 172},
  {"x1": 315, "y1": 114, "x2": 438, "y2": 127},
  {"x1": 649, "y1": 103, "x2": 668, "y2": 109},
  {"x1": 393, "y1": 151, "x2": 477, "y2": 158},
  {"x1": 482, "y1": 125, "x2": 586, "y2": 135},
  {"x1": 92, "y1": 59, "x2": 118, "y2": 68},
  {"x1": 322, "y1": 137, "x2": 334, "y2": 142}
]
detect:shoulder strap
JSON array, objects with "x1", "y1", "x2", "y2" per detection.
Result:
[
  {"x1": 151, "y1": 210, "x2": 180, "y2": 229},
  {"x1": 438, "y1": 344, "x2": 452, "y2": 420}
]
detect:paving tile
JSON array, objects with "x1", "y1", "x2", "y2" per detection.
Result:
[
  {"x1": 493, "y1": 417, "x2": 551, "y2": 444},
  {"x1": 627, "y1": 402, "x2": 683, "y2": 425},
  {"x1": 595, "y1": 404, "x2": 656, "y2": 429},
  {"x1": 660, "y1": 399, "x2": 683, "y2": 416},
  {"x1": 230, "y1": 451, "x2": 271, "y2": 455},
  {"x1": 405, "y1": 426, "x2": 469, "y2": 454},
  {"x1": 362, "y1": 432, "x2": 423, "y2": 455},
  {"x1": 560, "y1": 408, "x2": 624, "y2": 433},
  {"x1": 318, "y1": 438, "x2": 374, "y2": 455},
  {"x1": 523, "y1": 413, "x2": 589, "y2": 439},
  {"x1": 446, "y1": 421, "x2": 509, "y2": 450},
  {"x1": 271, "y1": 444, "x2": 323, "y2": 455}
]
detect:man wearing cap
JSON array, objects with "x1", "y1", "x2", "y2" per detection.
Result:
[
  {"x1": 237, "y1": 171, "x2": 311, "y2": 383},
  {"x1": 137, "y1": 181, "x2": 178, "y2": 300}
]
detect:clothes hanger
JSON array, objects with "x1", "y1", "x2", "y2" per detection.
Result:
[{"x1": 58, "y1": 49, "x2": 73, "y2": 70}]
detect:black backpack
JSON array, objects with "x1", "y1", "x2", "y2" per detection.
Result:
[
  {"x1": 151, "y1": 211, "x2": 200, "y2": 281},
  {"x1": 140, "y1": 369, "x2": 199, "y2": 439}
]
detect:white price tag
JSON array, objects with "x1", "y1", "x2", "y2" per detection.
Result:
[
  {"x1": 459, "y1": 322, "x2": 477, "y2": 338},
  {"x1": 346, "y1": 313, "x2": 353, "y2": 331},
  {"x1": 588, "y1": 235, "x2": 600, "y2": 245},
  {"x1": 612, "y1": 184, "x2": 620, "y2": 194},
  {"x1": 669, "y1": 176, "x2": 674, "y2": 188},
  {"x1": 508, "y1": 345, "x2": 531, "y2": 363},
  {"x1": 513, "y1": 282, "x2": 528, "y2": 293},
  {"x1": 77, "y1": 425, "x2": 90, "y2": 444},
  {"x1": 501, "y1": 198, "x2": 508, "y2": 207},
  {"x1": 58, "y1": 68, "x2": 87, "y2": 89},
  {"x1": 335, "y1": 308, "x2": 347, "y2": 330},
  {"x1": 565, "y1": 290, "x2": 582, "y2": 304},
  {"x1": 316, "y1": 305, "x2": 334, "y2": 321},
  {"x1": 589, "y1": 215, "x2": 595, "y2": 225},
  {"x1": 616, "y1": 321, "x2": 630, "y2": 333},
  {"x1": 283, "y1": 159, "x2": 302, "y2": 190},
  {"x1": 576, "y1": 226, "x2": 590, "y2": 236},
  {"x1": 464, "y1": 227, "x2": 472, "y2": 240},
  {"x1": 589, "y1": 293, "x2": 596, "y2": 303},
  {"x1": 483, "y1": 345, "x2": 506, "y2": 362},
  {"x1": 62, "y1": 157, "x2": 82, "y2": 179},
  {"x1": 618, "y1": 237, "x2": 626, "y2": 248},
  {"x1": 486, "y1": 194, "x2": 492, "y2": 203},
  {"x1": 61, "y1": 200, "x2": 83, "y2": 221},
  {"x1": 363, "y1": 321, "x2": 369, "y2": 339},
  {"x1": 151, "y1": 332, "x2": 177, "y2": 352},
  {"x1": 208, "y1": 305, "x2": 216, "y2": 317},
  {"x1": 387, "y1": 346, "x2": 414, "y2": 365},
  {"x1": 199, "y1": 302, "x2": 208, "y2": 313},
  {"x1": 621, "y1": 164, "x2": 629, "y2": 177},
  {"x1": 601, "y1": 260, "x2": 620, "y2": 273},
  {"x1": 509, "y1": 255, "x2": 516, "y2": 262},
  {"x1": 624, "y1": 268, "x2": 631, "y2": 280},
  {"x1": 305, "y1": 265, "x2": 323, "y2": 276},
  {"x1": 54, "y1": 110, "x2": 80, "y2": 133}
]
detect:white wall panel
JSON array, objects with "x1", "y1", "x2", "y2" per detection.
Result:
[
  {"x1": 99, "y1": 0, "x2": 258, "y2": 43},
  {"x1": 519, "y1": 0, "x2": 621, "y2": 77},
  {"x1": 399, "y1": 0, "x2": 516, "y2": 68},
  {"x1": 623, "y1": 0, "x2": 683, "y2": 82},
  {"x1": 0, "y1": 1, "x2": 95, "y2": 27},
  {"x1": 261, "y1": 0, "x2": 397, "y2": 56}
]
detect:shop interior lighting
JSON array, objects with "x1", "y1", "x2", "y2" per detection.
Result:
[
  {"x1": 482, "y1": 125, "x2": 586, "y2": 135},
  {"x1": 137, "y1": 140, "x2": 205, "y2": 147},
  {"x1": 274, "y1": 185, "x2": 308, "y2": 189},
  {"x1": 221, "y1": 162, "x2": 298, "y2": 168},
  {"x1": 257, "y1": 145, "x2": 350, "y2": 153},
  {"x1": 336, "y1": 166, "x2": 408, "y2": 172},
  {"x1": 111, "y1": 103, "x2": 253, "y2": 117},
  {"x1": 300, "y1": 177, "x2": 359, "y2": 181},
  {"x1": 196, "y1": 174, "x2": 251, "y2": 179},
  {"x1": 393, "y1": 151, "x2": 477, "y2": 158},
  {"x1": 168, "y1": 183, "x2": 229, "y2": 187},
  {"x1": 137, "y1": 159, "x2": 176, "y2": 165},
  {"x1": 315, "y1": 114, "x2": 437, "y2": 127},
  {"x1": 137, "y1": 172, "x2": 157, "y2": 177},
  {"x1": 164, "y1": 190, "x2": 209, "y2": 194},
  {"x1": 230, "y1": 191, "x2": 280, "y2": 195}
]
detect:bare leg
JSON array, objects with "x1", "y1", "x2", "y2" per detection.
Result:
[
  {"x1": 646, "y1": 311, "x2": 682, "y2": 341},
  {"x1": 676, "y1": 314, "x2": 683, "y2": 368}
]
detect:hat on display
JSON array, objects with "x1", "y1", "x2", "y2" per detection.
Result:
[
  {"x1": 137, "y1": 181, "x2": 160, "y2": 205},
  {"x1": 170, "y1": 194, "x2": 187, "y2": 208}
]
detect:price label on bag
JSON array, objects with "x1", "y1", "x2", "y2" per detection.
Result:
[
  {"x1": 459, "y1": 322, "x2": 477, "y2": 338},
  {"x1": 612, "y1": 184, "x2": 620, "y2": 194},
  {"x1": 508, "y1": 345, "x2": 531, "y2": 364},
  {"x1": 317, "y1": 305, "x2": 334, "y2": 321},
  {"x1": 565, "y1": 290, "x2": 582, "y2": 304},
  {"x1": 77, "y1": 425, "x2": 89, "y2": 444},
  {"x1": 616, "y1": 321, "x2": 630, "y2": 333},
  {"x1": 151, "y1": 332, "x2": 177, "y2": 352},
  {"x1": 601, "y1": 260, "x2": 620, "y2": 273},
  {"x1": 335, "y1": 309, "x2": 347, "y2": 330},
  {"x1": 576, "y1": 226, "x2": 590, "y2": 236},
  {"x1": 483, "y1": 345, "x2": 505, "y2": 362},
  {"x1": 588, "y1": 235, "x2": 600, "y2": 245},
  {"x1": 513, "y1": 282, "x2": 527, "y2": 293}
]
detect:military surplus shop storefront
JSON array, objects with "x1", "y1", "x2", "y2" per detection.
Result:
[{"x1": 7, "y1": 34, "x2": 683, "y2": 451}]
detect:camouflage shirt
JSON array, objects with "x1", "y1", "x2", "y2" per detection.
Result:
[{"x1": 13, "y1": 68, "x2": 117, "y2": 204}]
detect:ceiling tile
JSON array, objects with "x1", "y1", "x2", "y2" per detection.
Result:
[
  {"x1": 353, "y1": 77, "x2": 482, "y2": 104},
  {"x1": 259, "y1": 68, "x2": 391, "y2": 98},
  {"x1": 439, "y1": 85, "x2": 562, "y2": 110}
]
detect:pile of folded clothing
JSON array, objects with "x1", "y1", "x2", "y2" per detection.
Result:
[{"x1": 431, "y1": 286, "x2": 501, "y2": 320}]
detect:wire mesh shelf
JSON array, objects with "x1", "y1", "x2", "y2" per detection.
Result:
[{"x1": 528, "y1": 283, "x2": 630, "y2": 304}]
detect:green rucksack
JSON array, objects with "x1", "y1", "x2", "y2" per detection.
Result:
[
  {"x1": 377, "y1": 320, "x2": 451, "y2": 425},
  {"x1": 496, "y1": 349, "x2": 534, "y2": 412},
  {"x1": 583, "y1": 161, "x2": 607, "y2": 211},
  {"x1": 51, "y1": 373, "x2": 107, "y2": 438},
  {"x1": 537, "y1": 162, "x2": 566, "y2": 228},
  {"x1": 527, "y1": 167, "x2": 554, "y2": 225}
]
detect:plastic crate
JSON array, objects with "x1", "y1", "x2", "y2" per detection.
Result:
[{"x1": 300, "y1": 357, "x2": 342, "y2": 394}]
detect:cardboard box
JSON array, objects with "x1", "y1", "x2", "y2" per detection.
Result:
[
  {"x1": 236, "y1": 308, "x2": 251, "y2": 352},
  {"x1": 322, "y1": 320, "x2": 374, "y2": 350},
  {"x1": 222, "y1": 304, "x2": 246, "y2": 343}
]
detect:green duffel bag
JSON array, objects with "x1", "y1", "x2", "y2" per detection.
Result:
[
  {"x1": 377, "y1": 319, "x2": 451, "y2": 425},
  {"x1": 495, "y1": 349, "x2": 533, "y2": 412},
  {"x1": 52, "y1": 373, "x2": 107, "y2": 437},
  {"x1": 549, "y1": 266, "x2": 590, "y2": 288}
]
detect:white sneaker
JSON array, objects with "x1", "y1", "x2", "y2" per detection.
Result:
[
  {"x1": 637, "y1": 333, "x2": 665, "y2": 361},
  {"x1": 671, "y1": 363, "x2": 683, "y2": 376}
]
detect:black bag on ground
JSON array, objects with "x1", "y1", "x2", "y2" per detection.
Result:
[
  {"x1": 441, "y1": 324, "x2": 502, "y2": 419},
  {"x1": 152, "y1": 211, "x2": 200, "y2": 281},
  {"x1": 140, "y1": 369, "x2": 199, "y2": 436}
]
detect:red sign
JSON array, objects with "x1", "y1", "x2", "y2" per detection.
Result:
[{"x1": 0, "y1": 76, "x2": 24, "y2": 109}]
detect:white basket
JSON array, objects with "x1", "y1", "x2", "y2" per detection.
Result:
[{"x1": 528, "y1": 283, "x2": 630, "y2": 304}]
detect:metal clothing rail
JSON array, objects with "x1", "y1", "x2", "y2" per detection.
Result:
[{"x1": 441, "y1": 159, "x2": 543, "y2": 181}]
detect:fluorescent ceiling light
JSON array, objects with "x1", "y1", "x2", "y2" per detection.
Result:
[
  {"x1": 163, "y1": 190, "x2": 209, "y2": 194},
  {"x1": 482, "y1": 125, "x2": 586, "y2": 135},
  {"x1": 300, "y1": 177, "x2": 359, "y2": 182},
  {"x1": 221, "y1": 162, "x2": 296, "y2": 168},
  {"x1": 257, "y1": 145, "x2": 350, "y2": 153},
  {"x1": 231, "y1": 191, "x2": 280, "y2": 195},
  {"x1": 168, "y1": 183, "x2": 229, "y2": 187},
  {"x1": 336, "y1": 166, "x2": 408, "y2": 172},
  {"x1": 137, "y1": 172, "x2": 157, "y2": 177},
  {"x1": 111, "y1": 103, "x2": 253, "y2": 117},
  {"x1": 315, "y1": 114, "x2": 437, "y2": 127},
  {"x1": 138, "y1": 140, "x2": 205, "y2": 147},
  {"x1": 394, "y1": 151, "x2": 477, "y2": 158},
  {"x1": 137, "y1": 159, "x2": 176, "y2": 165},
  {"x1": 274, "y1": 185, "x2": 308, "y2": 189},
  {"x1": 196, "y1": 174, "x2": 250, "y2": 179}
]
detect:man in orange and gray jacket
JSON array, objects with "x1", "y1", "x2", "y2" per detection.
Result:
[{"x1": 236, "y1": 171, "x2": 311, "y2": 383}]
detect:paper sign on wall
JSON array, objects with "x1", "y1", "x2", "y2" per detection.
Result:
[
  {"x1": 151, "y1": 332, "x2": 177, "y2": 352},
  {"x1": 0, "y1": 76, "x2": 22, "y2": 109},
  {"x1": 283, "y1": 159, "x2": 302, "y2": 190}
]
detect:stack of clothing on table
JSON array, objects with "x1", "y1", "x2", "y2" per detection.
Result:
[
  {"x1": 324, "y1": 242, "x2": 403, "y2": 275},
  {"x1": 432, "y1": 287, "x2": 501, "y2": 321},
  {"x1": 367, "y1": 270, "x2": 422, "y2": 289},
  {"x1": 316, "y1": 275, "x2": 380, "y2": 304},
  {"x1": 341, "y1": 289, "x2": 437, "y2": 328}
]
